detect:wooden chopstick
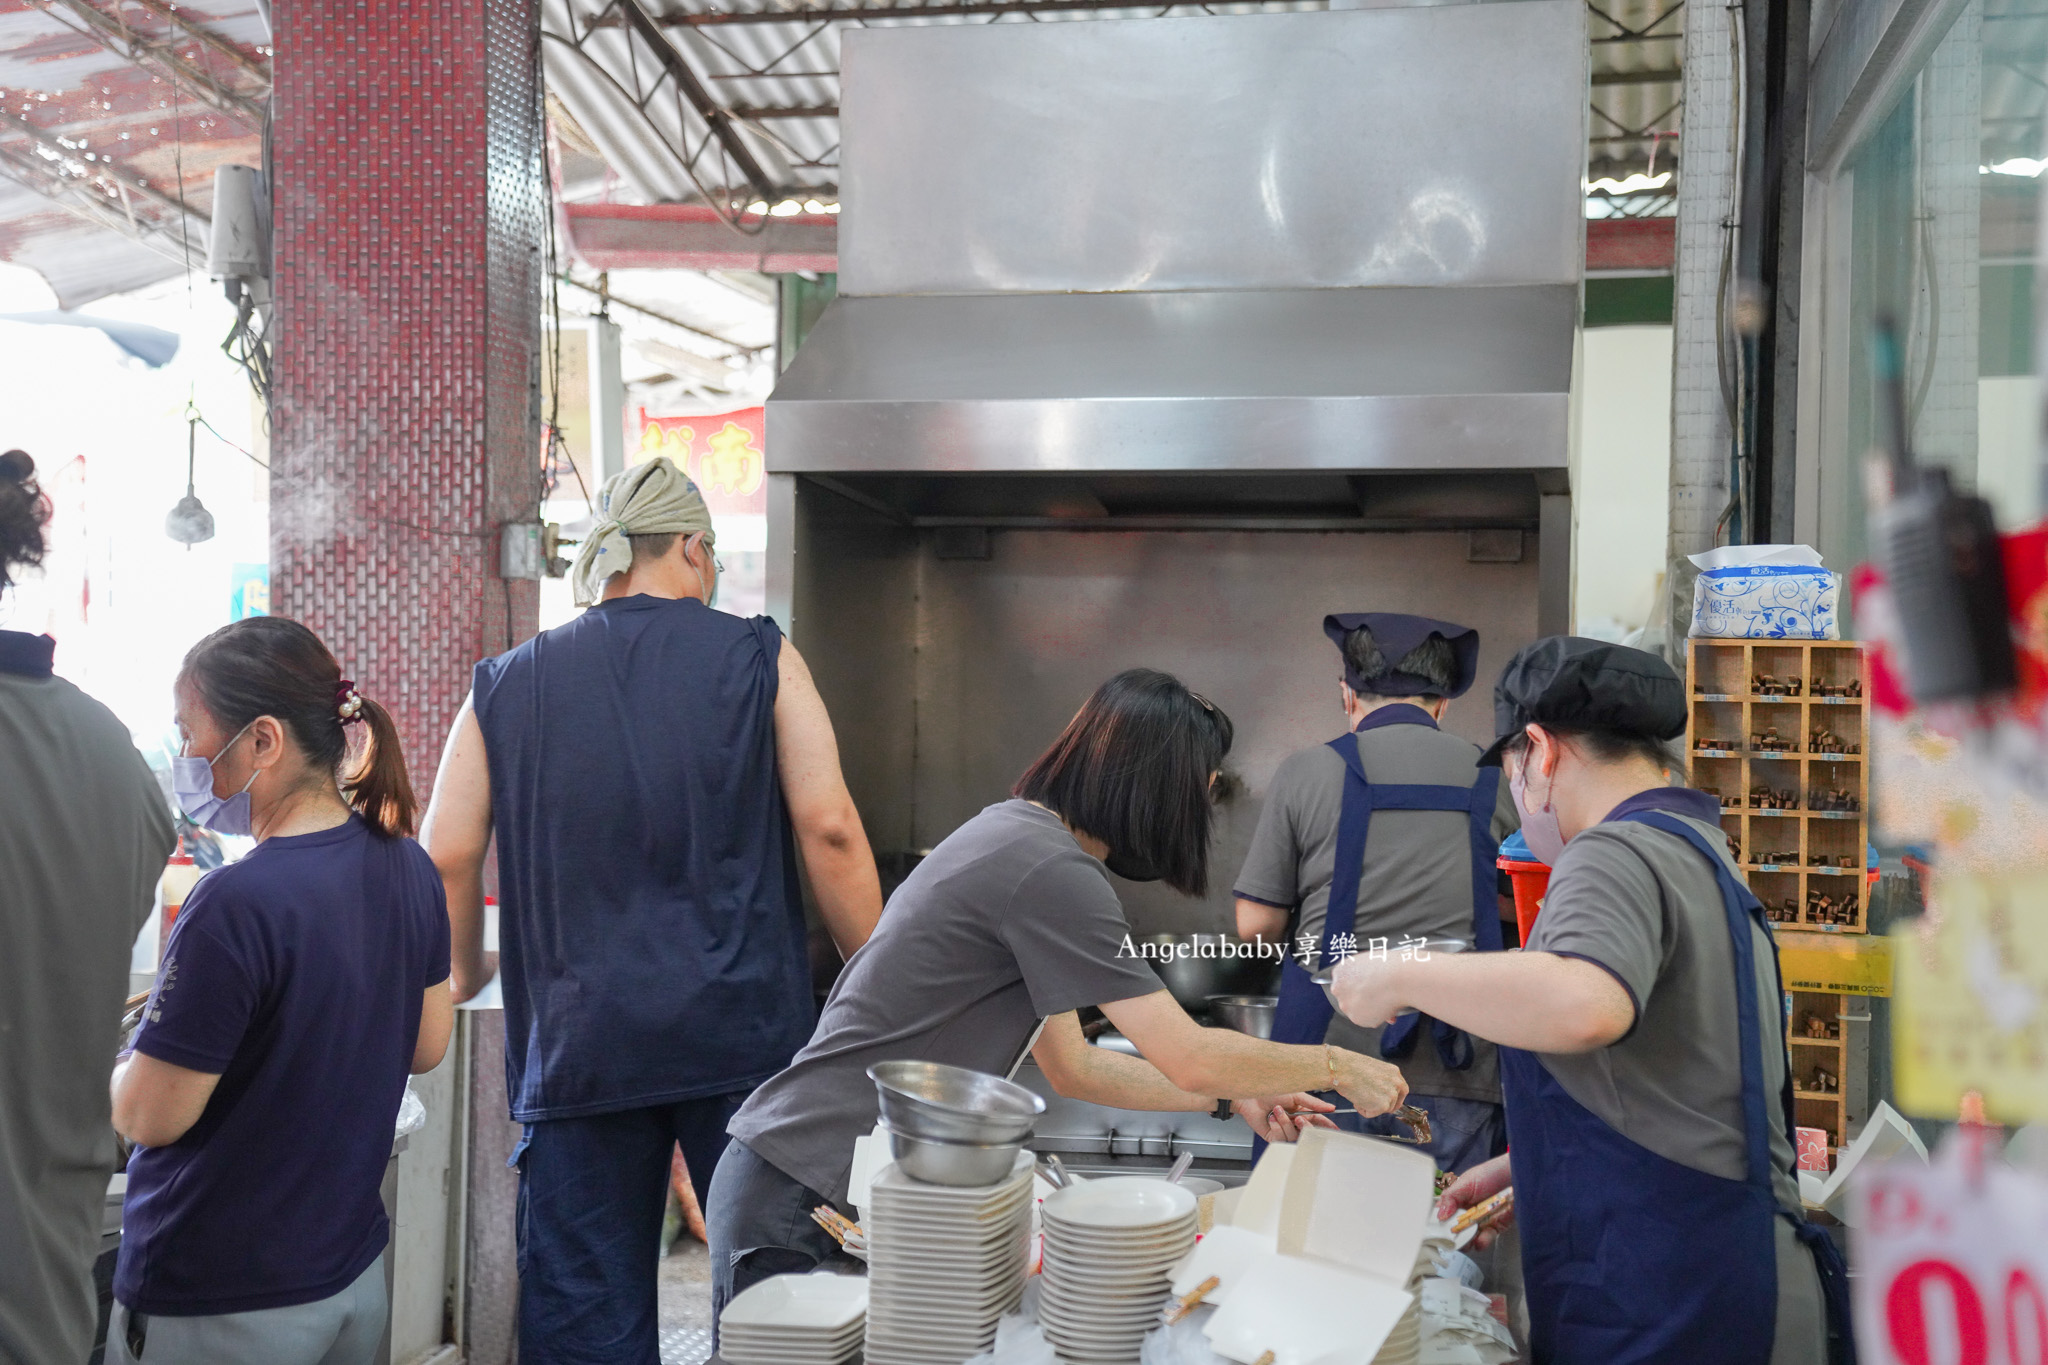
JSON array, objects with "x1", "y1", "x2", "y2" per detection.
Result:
[
  {"x1": 809, "y1": 1204, "x2": 864, "y2": 1247},
  {"x1": 1451, "y1": 1187, "x2": 1513, "y2": 1234},
  {"x1": 1163, "y1": 1274, "x2": 1219, "y2": 1324}
]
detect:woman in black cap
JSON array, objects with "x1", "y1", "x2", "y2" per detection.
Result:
[{"x1": 1329, "y1": 637, "x2": 1849, "y2": 1365}]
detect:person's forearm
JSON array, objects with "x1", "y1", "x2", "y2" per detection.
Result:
[
  {"x1": 1395, "y1": 952, "x2": 1632, "y2": 1053},
  {"x1": 1172, "y1": 1031, "x2": 1343, "y2": 1100},
  {"x1": 799, "y1": 828, "x2": 883, "y2": 958},
  {"x1": 444, "y1": 864, "x2": 487, "y2": 990},
  {"x1": 1051, "y1": 1040, "x2": 1215, "y2": 1113}
]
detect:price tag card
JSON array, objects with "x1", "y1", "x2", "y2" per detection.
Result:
[
  {"x1": 1894, "y1": 869, "x2": 2048, "y2": 1125},
  {"x1": 1854, "y1": 1131, "x2": 2048, "y2": 1364}
]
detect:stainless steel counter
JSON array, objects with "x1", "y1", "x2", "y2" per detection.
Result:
[{"x1": 1012, "y1": 1053, "x2": 1254, "y2": 1188}]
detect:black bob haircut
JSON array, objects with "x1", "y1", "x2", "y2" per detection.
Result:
[{"x1": 1012, "y1": 668, "x2": 1234, "y2": 896}]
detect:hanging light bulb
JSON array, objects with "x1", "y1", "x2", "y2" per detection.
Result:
[{"x1": 165, "y1": 410, "x2": 215, "y2": 546}]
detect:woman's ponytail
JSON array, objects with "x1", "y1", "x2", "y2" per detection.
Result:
[
  {"x1": 342, "y1": 694, "x2": 418, "y2": 839},
  {"x1": 181, "y1": 617, "x2": 419, "y2": 839}
]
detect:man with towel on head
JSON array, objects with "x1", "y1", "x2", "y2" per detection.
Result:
[
  {"x1": 421, "y1": 457, "x2": 884, "y2": 1365},
  {"x1": 1232, "y1": 613, "x2": 1519, "y2": 1173}
]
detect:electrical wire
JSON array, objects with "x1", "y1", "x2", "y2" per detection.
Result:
[
  {"x1": 538, "y1": 59, "x2": 594, "y2": 518},
  {"x1": 190, "y1": 405, "x2": 267, "y2": 469}
]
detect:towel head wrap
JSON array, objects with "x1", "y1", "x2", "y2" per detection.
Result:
[{"x1": 570, "y1": 457, "x2": 715, "y2": 607}]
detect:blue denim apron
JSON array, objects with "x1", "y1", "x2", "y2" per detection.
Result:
[
  {"x1": 1501, "y1": 810, "x2": 1855, "y2": 1364},
  {"x1": 1268, "y1": 709, "x2": 1503, "y2": 1059}
]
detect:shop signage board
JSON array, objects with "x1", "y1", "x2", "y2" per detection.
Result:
[
  {"x1": 634, "y1": 406, "x2": 766, "y2": 518},
  {"x1": 1854, "y1": 1132, "x2": 2048, "y2": 1365},
  {"x1": 1893, "y1": 869, "x2": 2048, "y2": 1125},
  {"x1": 1779, "y1": 930, "x2": 1895, "y2": 997}
]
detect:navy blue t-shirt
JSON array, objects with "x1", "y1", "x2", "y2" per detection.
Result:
[
  {"x1": 116, "y1": 816, "x2": 449, "y2": 1315},
  {"x1": 471, "y1": 595, "x2": 814, "y2": 1122}
]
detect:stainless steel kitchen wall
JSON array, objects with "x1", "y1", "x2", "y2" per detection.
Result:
[{"x1": 793, "y1": 482, "x2": 1539, "y2": 936}]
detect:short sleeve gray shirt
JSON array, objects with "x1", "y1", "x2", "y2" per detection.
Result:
[
  {"x1": 1525, "y1": 810, "x2": 1801, "y2": 1211},
  {"x1": 1521, "y1": 802, "x2": 1825, "y2": 1362},
  {"x1": 728, "y1": 800, "x2": 1164, "y2": 1202},
  {"x1": 1232, "y1": 714, "x2": 1518, "y2": 1102}
]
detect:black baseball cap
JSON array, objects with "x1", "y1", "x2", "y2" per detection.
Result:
[{"x1": 1478, "y1": 636, "x2": 1687, "y2": 766}]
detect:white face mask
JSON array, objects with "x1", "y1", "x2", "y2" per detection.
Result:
[
  {"x1": 171, "y1": 722, "x2": 260, "y2": 837},
  {"x1": 1510, "y1": 757, "x2": 1566, "y2": 865}
]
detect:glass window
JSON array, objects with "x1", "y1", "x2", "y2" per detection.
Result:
[{"x1": 1825, "y1": 0, "x2": 2045, "y2": 581}]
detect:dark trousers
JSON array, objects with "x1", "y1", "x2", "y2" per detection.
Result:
[
  {"x1": 704, "y1": 1139, "x2": 855, "y2": 1346},
  {"x1": 513, "y1": 1091, "x2": 751, "y2": 1365}
]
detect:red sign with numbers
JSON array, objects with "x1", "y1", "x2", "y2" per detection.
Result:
[{"x1": 1855, "y1": 1130, "x2": 2048, "y2": 1365}]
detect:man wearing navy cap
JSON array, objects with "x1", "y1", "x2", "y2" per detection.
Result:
[{"x1": 1232, "y1": 613, "x2": 1518, "y2": 1172}]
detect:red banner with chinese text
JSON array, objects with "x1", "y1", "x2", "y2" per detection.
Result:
[{"x1": 634, "y1": 406, "x2": 766, "y2": 518}]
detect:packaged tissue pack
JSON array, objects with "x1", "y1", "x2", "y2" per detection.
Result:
[{"x1": 1689, "y1": 545, "x2": 1840, "y2": 640}]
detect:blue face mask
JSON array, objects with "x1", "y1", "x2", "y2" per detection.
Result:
[{"x1": 171, "y1": 722, "x2": 259, "y2": 837}]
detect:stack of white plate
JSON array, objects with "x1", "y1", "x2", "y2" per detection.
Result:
[
  {"x1": 1369, "y1": 1236, "x2": 1443, "y2": 1365},
  {"x1": 865, "y1": 1152, "x2": 1035, "y2": 1365},
  {"x1": 1372, "y1": 1300, "x2": 1421, "y2": 1365},
  {"x1": 720, "y1": 1272, "x2": 868, "y2": 1365},
  {"x1": 1038, "y1": 1177, "x2": 1200, "y2": 1365}
]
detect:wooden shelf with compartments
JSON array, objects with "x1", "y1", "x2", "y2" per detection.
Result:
[
  {"x1": 1787, "y1": 990, "x2": 1851, "y2": 1155},
  {"x1": 1686, "y1": 639, "x2": 1872, "y2": 934}
]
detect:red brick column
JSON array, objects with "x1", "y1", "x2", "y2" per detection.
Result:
[
  {"x1": 271, "y1": 0, "x2": 543, "y2": 774},
  {"x1": 271, "y1": 6, "x2": 542, "y2": 1361}
]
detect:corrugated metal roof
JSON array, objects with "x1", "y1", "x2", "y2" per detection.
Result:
[{"x1": 0, "y1": 0, "x2": 266, "y2": 308}]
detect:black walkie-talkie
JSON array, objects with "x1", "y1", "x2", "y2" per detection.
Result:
[{"x1": 1871, "y1": 316, "x2": 2017, "y2": 703}]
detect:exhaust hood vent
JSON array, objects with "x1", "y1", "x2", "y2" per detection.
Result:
[{"x1": 769, "y1": 3, "x2": 1589, "y2": 478}]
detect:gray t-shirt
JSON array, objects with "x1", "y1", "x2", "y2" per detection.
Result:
[
  {"x1": 1527, "y1": 806, "x2": 1824, "y2": 1363},
  {"x1": 1233, "y1": 715, "x2": 1518, "y2": 1103},
  {"x1": 728, "y1": 800, "x2": 1164, "y2": 1203},
  {"x1": 0, "y1": 651, "x2": 175, "y2": 1365}
]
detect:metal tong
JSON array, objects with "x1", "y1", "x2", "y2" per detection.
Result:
[{"x1": 1285, "y1": 1102, "x2": 1433, "y2": 1146}]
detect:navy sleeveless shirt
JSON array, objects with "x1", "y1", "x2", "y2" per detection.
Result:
[{"x1": 472, "y1": 595, "x2": 815, "y2": 1121}]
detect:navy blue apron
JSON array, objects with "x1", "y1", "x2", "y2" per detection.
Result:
[
  {"x1": 1501, "y1": 810, "x2": 1855, "y2": 1365},
  {"x1": 1268, "y1": 711, "x2": 1503, "y2": 1063}
]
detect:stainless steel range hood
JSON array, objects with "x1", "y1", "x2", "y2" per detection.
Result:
[{"x1": 768, "y1": 2, "x2": 1590, "y2": 476}]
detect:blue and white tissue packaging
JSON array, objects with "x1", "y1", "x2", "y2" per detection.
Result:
[{"x1": 1688, "y1": 545, "x2": 1841, "y2": 640}]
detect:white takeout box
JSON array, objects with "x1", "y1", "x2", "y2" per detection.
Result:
[
  {"x1": 1201, "y1": 1129, "x2": 1434, "y2": 1364},
  {"x1": 1227, "y1": 1140, "x2": 1296, "y2": 1235},
  {"x1": 1276, "y1": 1127, "x2": 1436, "y2": 1283},
  {"x1": 1800, "y1": 1100, "x2": 1927, "y2": 1225},
  {"x1": 1168, "y1": 1224, "x2": 1277, "y2": 1307},
  {"x1": 1204, "y1": 1252, "x2": 1413, "y2": 1365}
]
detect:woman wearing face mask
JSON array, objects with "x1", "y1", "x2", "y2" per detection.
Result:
[
  {"x1": 1329, "y1": 638, "x2": 1849, "y2": 1365},
  {"x1": 107, "y1": 618, "x2": 453, "y2": 1365},
  {"x1": 708, "y1": 669, "x2": 1410, "y2": 1320}
]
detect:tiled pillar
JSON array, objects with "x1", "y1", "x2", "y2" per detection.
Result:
[
  {"x1": 271, "y1": 5, "x2": 542, "y2": 1361},
  {"x1": 271, "y1": 0, "x2": 543, "y2": 773}
]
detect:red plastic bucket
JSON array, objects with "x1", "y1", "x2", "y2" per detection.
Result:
[{"x1": 1498, "y1": 856, "x2": 1551, "y2": 945}]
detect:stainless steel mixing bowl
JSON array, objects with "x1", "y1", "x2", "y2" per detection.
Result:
[
  {"x1": 879, "y1": 1122, "x2": 1025, "y2": 1187},
  {"x1": 868, "y1": 1060, "x2": 1044, "y2": 1146}
]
